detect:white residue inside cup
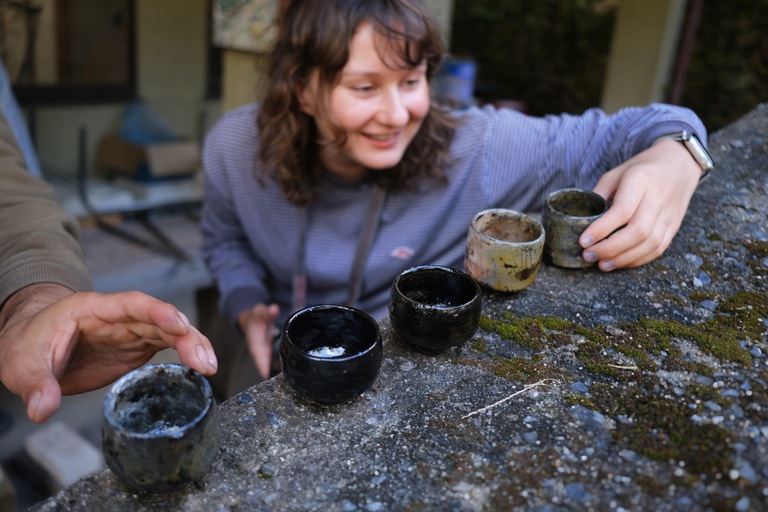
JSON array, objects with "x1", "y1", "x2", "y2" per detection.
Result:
[{"x1": 308, "y1": 346, "x2": 346, "y2": 358}]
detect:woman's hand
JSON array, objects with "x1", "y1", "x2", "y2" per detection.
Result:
[
  {"x1": 578, "y1": 138, "x2": 703, "y2": 271},
  {"x1": 0, "y1": 285, "x2": 218, "y2": 423},
  {"x1": 238, "y1": 303, "x2": 281, "y2": 380}
]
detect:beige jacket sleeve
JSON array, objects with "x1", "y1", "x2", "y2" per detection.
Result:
[{"x1": 0, "y1": 110, "x2": 92, "y2": 307}]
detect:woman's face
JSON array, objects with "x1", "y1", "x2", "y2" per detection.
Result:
[{"x1": 299, "y1": 22, "x2": 431, "y2": 181}]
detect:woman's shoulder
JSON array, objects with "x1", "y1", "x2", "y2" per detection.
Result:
[
  {"x1": 210, "y1": 103, "x2": 260, "y2": 135},
  {"x1": 204, "y1": 103, "x2": 261, "y2": 154}
]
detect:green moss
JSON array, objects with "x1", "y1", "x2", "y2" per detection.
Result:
[
  {"x1": 714, "y1": 290, "x2": 768, "y2": 340},
  {"x1": 459, "y1": 354, "x2": 570, "y2": 383},
  {"x1": 688, "y1": 291, "x2": 713, "y2": 303},
  {"x1": 685, "y1": 382, "x2": 733, "y2": 410},
  {"x1": 656, "y1": 290, "x2": 688, "y2": 307},
  {"x1": 478, "y1": 314, "x2": 547, "y2": 350},
  {"x1": 478, "y1": 313, "x2": 599, "y2": 351},
  {"x1": 574, "y1": 340, "x2": 630, "y2": 378},
  {"x1": 634, "y1": 474, "x2": 666, "y2": 498},
  {"x1": 477, "y1": 291, "x2": 760, "y2": 375},
  {"x1": 590, "y1": 385, "x2": 733, "y2": 478},
  {"x1": 707, "y1": 233, "x2": 723, "y2": 242},
  {"x1": 469, "y1": 336, "x2": 487, "y2": 353},
  {"x1": 745, "y1": 241, "x2": 768, "y2": 259},
  {"x1": 630, "y1": 316, "x2": 751, "y2": 366},
  {"x1": 257, "y1": 464, "x2": 273, "y2": 479},
  {"x1": 563, "y1": 393, "x2": 594, "y2": 409},
  {"x1": 456, "y1": 291, "x2": 767, "y2": 490}
]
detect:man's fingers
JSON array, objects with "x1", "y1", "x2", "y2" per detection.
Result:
[
  {"x1": 70, "y1": 292, "x2": 191, "y2": 337},
  {"x1": 23, "y1": 377, "x2": 62, "y2": 423},
  {"x1": 173, "y1": 326, "x2": 219, "y2": 376}
]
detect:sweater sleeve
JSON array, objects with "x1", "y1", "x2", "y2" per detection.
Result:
[
  {"x1": 0, "y1": 111, "x2": 92, "y2": 307},
  {"x1": 199, "y1": 108, "x2": 271, "y2": 326},
  {"x1": 474, "y1": 103, "x2": 707, "y2": 212}
]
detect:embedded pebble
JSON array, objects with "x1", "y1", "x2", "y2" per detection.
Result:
[
  {"x1": 570, "y1": 382, "x2": 589, "y2": 394},
  {"x1": 618, "y1": 449, "x2": 638, "y2": 462},
  {"x1": 735, "y1": 497, "x2": 750, "y2": 512},
  {"x1": 565, "y1": 482, "x2": 592, "y2": 503},
  {"x1": 704, "y1": 400, "x2": 722, "y2": 412},
  {"x1": 684, "y1": 253, "x2": 704, "y2": 267},
  {"x1": 568, "y1": 405, "x2": 607, "y2": 429},
  {"x1": 522, "y1": 432, "x2": 539, "y2": 445}
]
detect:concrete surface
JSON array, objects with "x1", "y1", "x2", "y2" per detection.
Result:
[{"x1": 28, "y1": 103, "x2": 768, "y2": 511}]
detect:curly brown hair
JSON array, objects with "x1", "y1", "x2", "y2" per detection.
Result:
[{"x1": 257, "y1": 0, "x2": 459, "y2": 207}]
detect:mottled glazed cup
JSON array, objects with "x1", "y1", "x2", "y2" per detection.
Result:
[
  {"x1": 542, "y1": 188, "x2": 608, "y2": 268},
  {"x1": 464, "y1": 209, "x2": 545, "y2": 291},
  {"x1": 102, "y1": 363, "x2": 220, "y2": 494},
  {"x1": 280, "y1": 304, "x2": 383, "y2": 404},
  {"x1": 389, "y1": 265, "x2": 482, "y2": 354}
]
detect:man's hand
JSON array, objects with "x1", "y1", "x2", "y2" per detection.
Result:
[{"x1": 0, "y1": 284, "x2": 218, "y2": 423}]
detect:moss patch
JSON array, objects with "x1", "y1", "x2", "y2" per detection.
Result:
[
  {"x1": 744, "y1": 241, "x2": 768, "y2": 259},
  {"x1": 459, "y1": 354, "x2": 571, "y2": 383},
  {"x1": 458, "y1": 289, "x2": 768, "y2": 489},
  {"x1": 590, "y1": 383, "x2": 733, "y2": 479}
]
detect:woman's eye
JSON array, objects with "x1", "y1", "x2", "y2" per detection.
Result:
[{"x1": 353, "y1": 85, "x2": 374, "y2": 93}]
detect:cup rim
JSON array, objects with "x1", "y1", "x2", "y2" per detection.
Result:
[
  {"x1": 282, "y1": 304, "x2": 381, "y2": 363},
  {"x1": 545, "y1": 188, "x2": 608, "y2": 220},
  {"x1": 393, "y1": 264, "x2": 481, "y2": 309},
  {"x1": 470, "y1": 208, "x2": 545, "y2": 247},
  {"x1": 103, "y1": 363, "x2": 213, "y2": 438}
]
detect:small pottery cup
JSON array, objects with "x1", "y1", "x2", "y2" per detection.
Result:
[
  {"x1": 280, "y1": 304, "x2": 383, "y2": 404},
  {"x1": 542, "y1": 188, "x2": 608, "y2": 268},
  {"x1": 102, "y1": 363, "x2": 220, "y2": 494},
  {"x1": 464, "y1": 208, "x2": 545, "y2": 291},
  {"x1": 388, "y1": 265, "x2": 482, "y2": 354}
]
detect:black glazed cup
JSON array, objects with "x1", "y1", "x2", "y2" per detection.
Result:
[
  {"x1": 388, "y1": 265, "x2": 482, "y2": 354},
  {"x1": 102, "y1": 363, "x2": 220, "y2": 494},
  {"x1": 279, "y1": 304, "x2": 383, "y2": 404}
]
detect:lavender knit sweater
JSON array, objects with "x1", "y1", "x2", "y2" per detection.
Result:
[{"x1": 200, "y1": 103, "x2": 706, "y2": 326}]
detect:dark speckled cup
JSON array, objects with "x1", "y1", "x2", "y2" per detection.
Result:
[
  {"x1": 102, "y1": 363, "x2": 220, "y2": 494},
  {"x1": 389, "y1": 265, "x2": 482, "y2": 354},
  {"x1": 542, "y1": 188, "x2": 608, "y2": 268}
]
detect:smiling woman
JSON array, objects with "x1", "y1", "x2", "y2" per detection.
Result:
[{"x1": 0, "y1": 0, "x2": 135, "y2": 105}]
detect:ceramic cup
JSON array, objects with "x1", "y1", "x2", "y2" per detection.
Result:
[
  {"x1": 464, "y1": 208, "x2": 545, "y2": 291},
  {"x1": 102, "y1": 363, "x2": 220, "y2": 494},
  {"x1": 542, "y1": 188, "x2": 608, "y2": 268},
  {"x1": 388, "y1": 265, "x2": 482, "y2": 354},
  {"x1": 280, "y1": 304, "x2": 383, "y2": 404}
]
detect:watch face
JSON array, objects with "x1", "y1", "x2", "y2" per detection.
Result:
[{"x1": 683, "y1": 133, "x2": 715, "y2": 170}]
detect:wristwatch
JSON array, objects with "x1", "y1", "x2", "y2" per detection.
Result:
[{"x1": 657, "y1": 130, "x2": 714, "y2": 182}]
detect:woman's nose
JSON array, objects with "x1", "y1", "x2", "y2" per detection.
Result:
[{"x1": 377, "y1": 89, "x2": 409, "y2": 127}]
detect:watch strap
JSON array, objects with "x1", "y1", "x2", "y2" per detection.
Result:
[{"x1": 655, "y1": 130, "x2": 714, "y2": 182}]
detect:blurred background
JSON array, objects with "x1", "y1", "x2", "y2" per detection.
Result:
[{"x1": 0, "y1": 0, "x2": 766, "y2": 509}]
